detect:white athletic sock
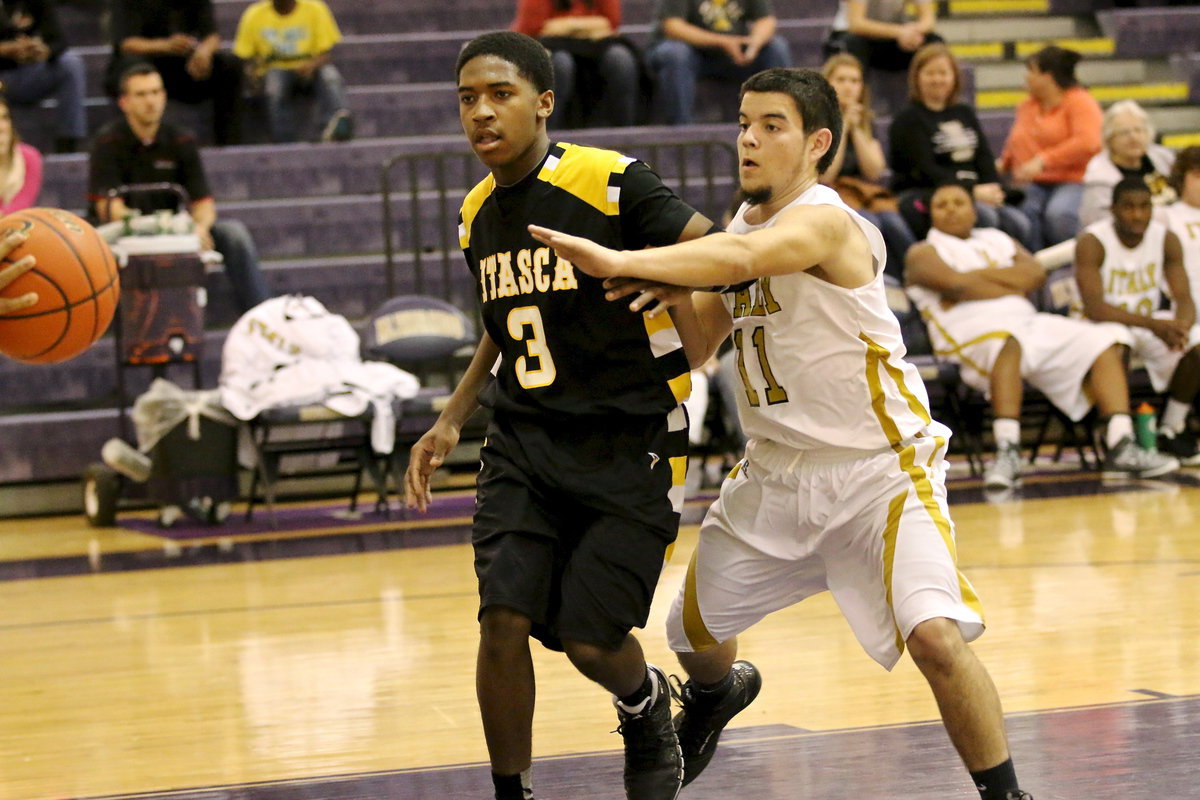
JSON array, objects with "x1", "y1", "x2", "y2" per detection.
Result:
[
  {"x1": 1161, "y1": 398, "x2": 1190, "y2": 436},
  {"x1": 993, "y1": 418, "x2": 1021, "y2": 448},
  {"x1": 521, "y1": 768, "x2": 533, "y2": 800},
  {"x1": 1106, "y1": 413, "x2": 1133, "y2": 449}
]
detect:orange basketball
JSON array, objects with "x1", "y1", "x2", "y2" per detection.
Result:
[{"x1": 0, "y1": 208, "x2": 120, "y2": 364}]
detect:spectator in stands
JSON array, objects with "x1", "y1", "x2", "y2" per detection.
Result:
[
  {"x1": 511, "y1": 0, "x2": 640, "y2": 128},
  {"x1": 1166, "y1": 146, "x2": 1200, "y2": 308},
  {"x1": 0, "y1": 0, "x2": 87, "y2": 153},
  {"x1": 646, "y1": 0, "x2": 790, "y2": 125},
  {"x1": 823, "y1": 0, "x2": 941, "y2": 114},
  {"x1": 889, "y1": 43, "x2": 1032, "y2": 247},
  {"x1": 0, "y1": 228, "x2": 36, "y2": 317},
  {"x1": 233, "y1": 0, "x2": 354, "y2": 143},
  {"x1": 820, "y1": 52, "x2": 914, "y2": 278},
  {"x1": 0, "y1": 97, "x2": 43, "y2": 214},
  {"x1": 1075, "y1": 177, "x2": 1200, "y2": 464},
  {"x1": 87, "y1": 64, "x2": 269, "y2": 314},
  {"x1": 1079, "y1": 99, "x2": 1176, "y2": 227},
  {"x1": 106, "y1": 0, "x2": 244, "y2": 146},
  {"x1": 998, "y1": 46, "x2": 1102, "y2": 249},
  {"x1": 905, "y1": 183, "x2": 1174, "y2": 488}
]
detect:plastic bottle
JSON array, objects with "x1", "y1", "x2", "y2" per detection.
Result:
[{"x1": 1135, "y1": 402, "x2": 1157, "y2": 450}]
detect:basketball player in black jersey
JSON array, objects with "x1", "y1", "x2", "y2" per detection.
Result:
[{"x1": 403, "y1": 31, "x2": 715, "y2": 800}]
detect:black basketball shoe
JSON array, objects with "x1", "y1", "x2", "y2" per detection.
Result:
[
  {"x1": 672, "y1": 660, "x2": 762, "y2": 787},
  {"x1": 613, "y1": 665, "x2": 683, "y2": 800}
]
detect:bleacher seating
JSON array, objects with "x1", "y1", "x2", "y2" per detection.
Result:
[{"x1": 3, "y1": 0, "x2": 1200, "y2": 495}]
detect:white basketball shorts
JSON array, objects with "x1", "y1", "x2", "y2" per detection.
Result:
[
  {"x1": 665, "y1": 428, "x2": 985, "y2": 670},
  {"x1": 1096, "y1": 314, "x2": 1200, "y2": 393}
]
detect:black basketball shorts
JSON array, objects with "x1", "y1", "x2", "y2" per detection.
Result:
[{"x1": 472, "y1": 412, "x2": 687, "y2": 651}]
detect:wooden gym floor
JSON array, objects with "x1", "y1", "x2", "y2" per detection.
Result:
[{"x1": 1, "y1": 462, "x2": 1198, "y2": 800}]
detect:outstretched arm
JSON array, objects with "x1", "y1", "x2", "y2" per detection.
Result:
[{"x1": 529, "y1": 203, "x2": 868, "y2": 289}]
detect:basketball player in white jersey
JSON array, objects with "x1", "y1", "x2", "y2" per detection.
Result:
[
  {"x1": 1165, "y1": 146, "x2": 1200, "y2": 313},
  {"x1": 531, "y1": 68, "x2": 1034, "y2": 800},
  {"x1": 1075, "y1": 176, "x2": 1200, "y2": 463},
  {"x1": 906, "y1": 183, "x2": 1177, "y2": 489}
]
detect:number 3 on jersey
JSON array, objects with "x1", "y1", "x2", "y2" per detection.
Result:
[
  {"x1": 508, "y1": 306, "x2": 557, "y2": 389},
  {"x1": 734, "y1": 325, "x2": 788, "y2": 406}
]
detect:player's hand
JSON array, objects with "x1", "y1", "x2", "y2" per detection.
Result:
[
  {"x1": 404, "y1": 421, "x2": 461, "y2": 513},
  {"x1": 1150, "y1": 318, "x2": 1190, "y2": 350},
  {"x1": 603, "y1": 277, "x2": 692, "y2": 317},
  {"x1": 0, "y1": 231, "x2": 37, "y2": 315},
  {"x1": 528, "y1": 224, "x2": 625, "y2": 279}
]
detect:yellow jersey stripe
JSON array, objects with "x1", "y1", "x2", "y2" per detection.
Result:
[
  {"x1": 459, "y1": 174, "x2": 496, "y2": 250},
  {"x1": 861, "y1": 333, "x2": 932, "y2": 430},
  {"x1": 539, "y1": 143, "x2": 630, "y2": 217},
  {"x1": 668, "y1": 371, "x2": 692, "y2": 403}
]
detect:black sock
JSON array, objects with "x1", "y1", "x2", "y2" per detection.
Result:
[
  {"x1": 492, "y1": 770, "x2": 533, "y2": 800},
  {"x1": 695, "y1": 670, "x2": 734, "y2": 696},
  {"x1": 970, "y1": 758, "x2": 1019, "y2": 800},
  {"x1": 617, "y1": 668, "x2": 654, "y2": 710}
]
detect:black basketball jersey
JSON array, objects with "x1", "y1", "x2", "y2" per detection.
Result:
[{"x1": 459, "y1": 142, "x2": 699, "y2": 420}]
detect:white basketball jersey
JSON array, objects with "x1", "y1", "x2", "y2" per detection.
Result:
[
  {"x1": 908, "y1": 227, "x2": 1018, "y2": 315},
  {"x1": 1086, "y1": 217, "x2": 1169, "y2": 318},
  {"x1": 1166, "y1": 202, "x2": 1200, "y2": 307},
  {"x1": 723, "y1": 184, "x2": 937, "y2": 452}
]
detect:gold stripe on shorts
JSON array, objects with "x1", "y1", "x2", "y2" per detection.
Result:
[
  {"x1": 682, "y1": 547, "x2": 719, "y2": 651},
  {"x1": 882, "y1": 489, "x2": 908, "y2": 655}
]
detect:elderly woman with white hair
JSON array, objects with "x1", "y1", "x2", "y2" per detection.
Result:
[{"x1": 1078, "y1": 99, "x2": 1176, "y2": 226}]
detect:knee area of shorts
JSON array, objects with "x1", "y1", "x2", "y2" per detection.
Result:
[{"x1": 905, "y1": 617, "x2": 967, "y2": 667}]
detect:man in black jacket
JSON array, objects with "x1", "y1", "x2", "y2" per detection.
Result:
[{"x1": 0, "y1": 0, "x2": 87, "y2": 152}]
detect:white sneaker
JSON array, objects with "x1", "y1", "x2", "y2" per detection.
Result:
[
  {"x1": 1101, "y1": 435, "x2": 1179, "y2": 478},
  {"x1": 983, "y1": 443, "x2": 1023, "y2": 489}
]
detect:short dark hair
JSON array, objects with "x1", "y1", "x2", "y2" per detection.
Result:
[
  {"x1": 741, "y1": 68, "x2": 843, "y2": 173},
  {"x1": 1112, "y1": 175, "x2": 1151, "y2": 206},
  {"x1": 1027, "y1": 45, "x2": 1082, "y2": 89},
  {"x1": 456, "y1": 31, "x2": 554, "y2": 95},
  {"x1": 1168, "y1": 145, "x2": 1200, "y2": 195},
  {"x1": 118, "y1": 62, "x2": 160, "y2": 95},
  {"x1": 932, "y1": 181, "x2": 972, "y2": 199}
]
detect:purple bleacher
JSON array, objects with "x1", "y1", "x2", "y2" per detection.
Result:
[
  {"x1": 1096, "y1": 6, "x2": 1200, "y2": 57},
  {"x1": 1173, "y1": 53, "x2": 1200, "y2": 103}
]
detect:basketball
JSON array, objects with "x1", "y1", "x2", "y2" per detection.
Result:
[{"x1": 0, "y1": 207, "x2": 120, "y2": 364}]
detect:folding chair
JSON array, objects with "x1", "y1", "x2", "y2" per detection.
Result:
[
  {"x1": 244, "y1": 404, "x2": 389, "y2": 527},
  {"x1": 360, "y1": 295, "x2": 480, "y2": 498}
]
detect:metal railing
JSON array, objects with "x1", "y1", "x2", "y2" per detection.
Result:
[{"x1": 379, "y1": 139, "x2": 739, "y2": 306}]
